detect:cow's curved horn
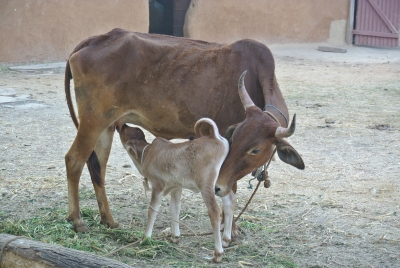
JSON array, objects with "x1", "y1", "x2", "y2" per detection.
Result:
[
  {"x1": 275, "y1": 114, "x2": 296, "y2": 138},
  {"x1": 238, "y1": 70, "x2": 255, "y2": 110}
]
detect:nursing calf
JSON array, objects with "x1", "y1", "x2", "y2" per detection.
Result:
[{"x1": 118, "y1": 118, "x2": 231, "y2": 262}]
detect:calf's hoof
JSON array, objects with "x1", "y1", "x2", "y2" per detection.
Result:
[
  {"x1": 213, "y1": 251, "x2": 224, "y2": 263},
  {"x1": 141, "y1": 236, "x2": 152, "y2": 246},
  {"x1": 222, "y1": 237, "x2": 231, "y2": 248},
  {"x1": 170, "y1": 236, "x2": 180, "y2": 244}
]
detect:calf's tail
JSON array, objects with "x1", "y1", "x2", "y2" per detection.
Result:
[{"x1": 194, "y1": 118, "x2": 223, "y2": 141}]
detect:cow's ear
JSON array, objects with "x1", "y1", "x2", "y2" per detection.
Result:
[
  {"x1": 224, "y1": 123, "x2": 240, "y2": 145},
  {"x1": 275, "y1": 138, "x2": 305, "y2": 170},
  {"x1": 127, "y1": 141, "x2": 139, "y2": 160}
]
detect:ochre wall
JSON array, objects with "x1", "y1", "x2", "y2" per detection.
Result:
[
  {"x1": 0, "y1": 0, "x2": 148, "y2": 62},
  {"x1": 0, "y1": 0, "x2": 351, "y2": 62},
  {"x1": 184, "y1": 0, "x2": 350, "y2": 44}
]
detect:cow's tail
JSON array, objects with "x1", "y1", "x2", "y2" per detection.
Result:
[
  {"x1": 64, "y1": 60, "x2": 79, "y2": 129},
  {"x1": 64, "y1": 52, "x2": 102, "y2": 187}
]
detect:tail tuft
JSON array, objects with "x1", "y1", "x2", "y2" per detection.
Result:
[{"x1": 87, "y1": 151, "x2": 102, "y2": 187}]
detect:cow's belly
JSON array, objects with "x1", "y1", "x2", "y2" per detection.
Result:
[{"x1": 115, "y1": 110, "x2": 198, "y2": 140}]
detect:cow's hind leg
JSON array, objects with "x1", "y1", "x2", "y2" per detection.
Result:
[
  {"x1": 66, "y1": 125, "x2": 105, "y2": 232},
  {"x1": 89, "y1": 126, "x2": 119, "y2": 228}
]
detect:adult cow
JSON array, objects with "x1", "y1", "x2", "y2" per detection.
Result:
[{"x1": 64, "y1": 28, "x2": 304, "y2": 234}]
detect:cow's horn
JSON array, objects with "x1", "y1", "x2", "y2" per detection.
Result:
[
  {"x1": 238, "y1": 70, "x2": 255, "y2": 110},
  {"x1": 275, "y1": 114, "x2": 296, "y2": 138}
]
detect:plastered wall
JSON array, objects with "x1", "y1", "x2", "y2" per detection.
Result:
[
  {"x1": 184, "y1": 0, "x2": 350, "y2": 45},
  {"x1": 0, "y1": 0, "x2": 148, "y2": 62},
  {"x1": 0, "y1": 0, "x2": 350, "y2": 62}
]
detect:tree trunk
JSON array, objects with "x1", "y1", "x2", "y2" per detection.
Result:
[{"x1": 0, "y1": 234, "x2": 131, "y2": 268}]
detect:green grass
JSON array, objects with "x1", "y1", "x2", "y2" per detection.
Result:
[
  {"x1": 0, "y1": 206, "x2": 297, "y2": 267},
  {"x1": 0, "y1": 207, "x2": 140, "y2": 253}
]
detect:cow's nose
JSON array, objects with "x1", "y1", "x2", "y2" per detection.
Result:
[{"x1": 215, "y1": 187, "x2": 221, "y2": 194}]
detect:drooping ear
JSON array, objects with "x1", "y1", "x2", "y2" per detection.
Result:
[
  {"x1": 275, "y1": 138, "x2": 305, "y2": 170},
  {"x1": 126, "y1": 141, "x2": 139, "y2": 160},
  {"x1": 224, "y1": 123, "x2": 240, "y2": 145}
]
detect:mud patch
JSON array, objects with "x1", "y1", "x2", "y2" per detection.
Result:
[
  {"x1": 367, "y1": 123, "x2": 397, "y2": 131},
  {"x1": 0, "y1": 87, "x2": 48, "y2": 108}
]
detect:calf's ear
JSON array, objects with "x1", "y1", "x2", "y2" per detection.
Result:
[
  {"x1": 224, "y1": 123, "x2": 240, "y2": 145},
  {"x1": 275, "y1": 138, "x2": 305, "y2": 170},
  {"x1": 127, "y1": 141, "x2": 139, "y2": 160}
]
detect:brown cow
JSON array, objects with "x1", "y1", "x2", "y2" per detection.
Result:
[
  {"x1": 118, "y1": 118, "x2": 230, "y2": 262},
  {"x1": 64, "y1": 28, "x2": 304, "y2": 234}
]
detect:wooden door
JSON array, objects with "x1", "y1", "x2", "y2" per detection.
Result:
[{"x1": 352, "y1": 0, "x2": 400, "y2": 47}]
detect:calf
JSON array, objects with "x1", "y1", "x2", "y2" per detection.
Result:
[{"x1": 118, "y1": 118, "x2": 231, "y2": 262}]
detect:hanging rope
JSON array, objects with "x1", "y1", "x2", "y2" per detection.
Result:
[{"x1": 234, "y1": 148, "x2": 276, "y2": 222}]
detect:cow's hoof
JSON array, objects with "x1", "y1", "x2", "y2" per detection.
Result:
[
  {"x1": 232, "y1": 226, "x2": 245, "y2": 238},
  {"x1": 107, "y1": 221, "x2": 120, "y2": 229},
  {"x1": 222, "y1": 238, "x2": 231, "y2": 248},
  {"x1": 170, "y1": 236, "x2": 180, "y2": 244},
  {"x1": 74, "y1": 224, "x2": 90, "y2": 233},
  {"x1": 101, "y1": 219, "x2": 120, "y2": 229},
  {"x1": 212, "y1": 251, "x2": 224, "y2": 263}
]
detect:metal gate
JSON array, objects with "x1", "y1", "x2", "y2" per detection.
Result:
[{"x1": 352, "y1": 0, "x2": 400, "y2": 47}]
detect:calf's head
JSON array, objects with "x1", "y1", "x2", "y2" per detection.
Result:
[
  {"x1": 215, "y1": 71, "x2": 304, "y2": 197},
  {"x1": 118, "y1": 124, "x2": 150, "y2": 171}
]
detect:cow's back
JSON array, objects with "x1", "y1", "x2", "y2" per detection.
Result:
[{"x1": 68, "y1": 29, "x2": 279, "y2": 139}]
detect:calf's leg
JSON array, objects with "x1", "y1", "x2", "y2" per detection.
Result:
[
  {"x1": 143, "y1": 186, "x2": 163, "y2": 240},
  {"x1": 169, "y1": 188, "x2": 182, "y2": 243},
  {"x1": 201, "y1": 189, "x2": 224, "y2": 263}
]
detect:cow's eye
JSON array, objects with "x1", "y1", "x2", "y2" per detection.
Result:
[{"x1": 250, "y1": 149, "x2": 261, "y2": 155}]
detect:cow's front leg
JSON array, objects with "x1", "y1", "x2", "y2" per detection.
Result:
[
  {"x1": 90, "y1": 127, "x2": 119, "y2": 229},
  {"x1": 220, "y1": 190, "x2": 235, "y2": 248},
  {"x1": 201, "y1": 190, "x2": 224, "y2": 263},
  {"x1": 169, "y1": 188, "x2": 182, "y2": 243},
  {"x1": 143, "y1": 185, "x2": 163, "y2": 240},
  {"x1": 221, "y1": 182, "x2": 242, "y2": 239}
]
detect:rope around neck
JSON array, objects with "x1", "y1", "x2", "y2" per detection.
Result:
[{"x1": 263, "y1": 104, "x2": 288, "y2": 127}]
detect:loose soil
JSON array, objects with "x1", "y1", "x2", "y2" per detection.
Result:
[{"x1": 1, "y1": 44, "x2": 399, "y2": 267}]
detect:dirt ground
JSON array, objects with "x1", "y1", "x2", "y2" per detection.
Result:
[{"x1": 1, "y1": 44, "x2": 399, "y2": 267}]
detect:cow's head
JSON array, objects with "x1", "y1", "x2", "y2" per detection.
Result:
[{"x1": 215, "y1": 71, "x2": 304, "y2": 197}]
